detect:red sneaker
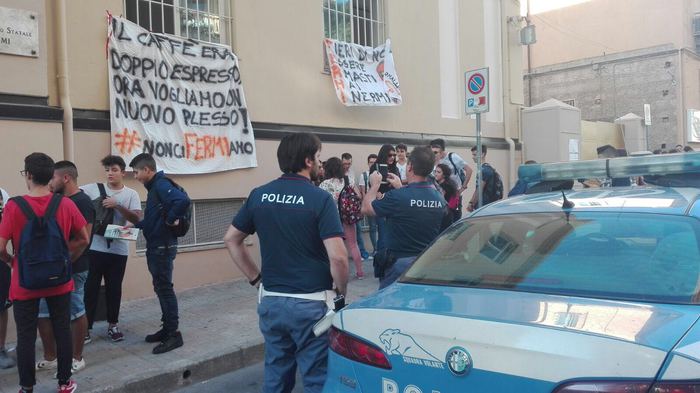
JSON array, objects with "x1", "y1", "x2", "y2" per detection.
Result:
[{"x1": 57, "y1": 380, "x2": 76, "y2": 393}]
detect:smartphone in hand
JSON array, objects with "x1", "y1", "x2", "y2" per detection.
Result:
[{"x1": 378, "y1": 164, "x2": 388, "y2": 184}]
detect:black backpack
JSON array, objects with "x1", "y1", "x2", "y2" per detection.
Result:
[
  {"x1": 154, "y1": 177, "x2": 192, "y2": 237},
  {"x1": 482, "y1": 163, "x2": 504, "y2": 205},
  {"x1": 91, "y1": 183, "x2": 115, "y2": 237},
  {"x1": 12, "y1": 194, "x2": 72, "y2": 290}
]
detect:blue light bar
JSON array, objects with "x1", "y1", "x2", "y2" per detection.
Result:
[{"x1": 518, "y1": 152, "x2": 700, "y2": 183}]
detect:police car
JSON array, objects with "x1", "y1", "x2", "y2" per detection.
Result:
[{"x1": 323, "y1": 153, "x2": 700, "y2": 393}]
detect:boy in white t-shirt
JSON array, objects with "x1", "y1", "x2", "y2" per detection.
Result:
[
  {"x1": 81, "y1": 155, "x2": 142, "y2": 343},
  {"x1": 396, "y1": 143, "x2": 409, "y2": 185}
]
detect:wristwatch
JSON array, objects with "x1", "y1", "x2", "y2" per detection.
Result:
[{"x1": 249, "y1": 273, "x2": 261, "y2": 287}]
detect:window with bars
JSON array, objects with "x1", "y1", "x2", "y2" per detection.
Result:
[
  {"x1": 123, "y1": 0, "x2": 233, "y2": 45},
  {"x1": 323, "y1": 0, "x2": 386, "y2": 47},
  {"x1": 136, "y1": 198, "x2": 244, "y2": 252}
]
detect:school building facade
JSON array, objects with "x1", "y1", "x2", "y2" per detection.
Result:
[{"x1": 0, "y1": 0, "x2": 525, "y2": 301}]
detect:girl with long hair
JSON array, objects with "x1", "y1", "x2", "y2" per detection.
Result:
[
  {"x1": 319, "y1": 157, "x2": 365, "y2": 279},
  {"x1": 435, "y1": 163, "x2": 460, "y2": 223}
]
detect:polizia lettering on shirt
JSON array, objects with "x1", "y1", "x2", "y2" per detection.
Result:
[
  {"x1": 410, "y1": 199, "x2": 444, "y2": 208},
  {"x1": 261, "y1": 193, "x2": 305, "y2": 205}
]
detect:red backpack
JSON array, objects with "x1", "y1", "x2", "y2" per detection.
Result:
[{"x1": 338, "y1": 176, "x2": 362, "y2": 225}]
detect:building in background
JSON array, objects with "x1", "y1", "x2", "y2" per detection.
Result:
[
  {"x1": 523, "y1": 0, "x2": 700, "y2": 151},
  {"x1": 0, "y1": 0, "x2": 524, "y2": 302}
]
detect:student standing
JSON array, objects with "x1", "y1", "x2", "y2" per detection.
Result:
[
  {"x1": 82, "y1": 155, "x2": 142, "y2": 343},
  {"x1": 0, "y1": 153, "x2": 89, "y2": 393},
  {"x1": 128, "y1": 153, "x2": 190, "y2": 355},
  {"x1": 36, "y1": 161, "x2": 95, "y2": 374}
]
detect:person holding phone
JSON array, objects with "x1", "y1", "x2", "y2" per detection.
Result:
[{"x1": 369, "y1": 145, "x2": 401, "y2": 254}]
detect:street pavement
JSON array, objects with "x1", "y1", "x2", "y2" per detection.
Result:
[
  {"x1": 174, "y1": 362, "x2": 302, "y2": 393},
  {"x1": 0, "y1": 259, "x2": 377, "y2": 393}
]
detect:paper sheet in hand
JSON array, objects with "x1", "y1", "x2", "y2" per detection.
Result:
[{"x1": 103, "y1": 225, "x2": 139, "y2": 241}]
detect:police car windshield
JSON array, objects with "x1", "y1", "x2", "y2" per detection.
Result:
[{"x1": 403, "y1": 212, "x2": 700, "y2": 305}]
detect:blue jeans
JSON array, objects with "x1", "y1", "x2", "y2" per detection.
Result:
[
  {"x1": 146, "y1": 246, "x2": 179, "y2": 334},
  {"x1": 355, "y1": 222, "x2": 369, "y2": 259},
  {"x1": 376, "y1": 216, "x2": 387, "y2": 254},
  {"x1": 258, "y1": 296, "x2": 329, "y2": 393},
  {"x1": 366, "y1": 216, "x2": 377, "y2": 253},
  {"x1": 379, "y1": 256, "x2": 417, "y2": 290}
]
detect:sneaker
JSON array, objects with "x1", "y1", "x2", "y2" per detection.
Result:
[
  {"x1": 145, "y1": 328, "x2": 166, "y2": 343},
  {"x1": 71, "y1": 358, "x2": 85, "y2": 373},
  {"x1": 36, "y1": 358, "x2": 57, "y2": 371},
  {"x1": 152, "y1": 331, "x2": 183, "y2": 355},
  {"x1": 0, "y1": 349, "x2": 15, "y2": 369},
  {"x1": 57, "y1": 380, "x2": 77, "y2": 393},
  {"x1": 18, "y1": 388, "x2": 33, "y2": 393},
  {"x1": 84, "y1": 332, "x2": 92, "y2": 345},
  {"x1": 367, "y1": 255, "x2": 374, "y2": 261},
  {"x1": 107, "y1": 326, "x2": 124, "y2": 342}
]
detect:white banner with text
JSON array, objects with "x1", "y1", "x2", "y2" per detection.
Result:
[
  {"x1": 324, "y1": 38, "x2": 401, "y2": 106},
  {"x1": 107, "y1": 15, "x2": 256, "y2": 174}
]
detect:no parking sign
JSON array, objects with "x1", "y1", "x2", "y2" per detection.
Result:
[{"x1": 465, "y1": 68, "x2": 489, "y2": 114}]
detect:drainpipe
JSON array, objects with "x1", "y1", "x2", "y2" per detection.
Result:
[
  {"x1": 501, "y1": 0, "x2": 516, "y2": 186},
  {"x1": 56, "y1": 0, "x2": 74, "y2": 161}
]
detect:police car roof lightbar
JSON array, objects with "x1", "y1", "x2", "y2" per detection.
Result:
[{"x1": 518, "y1": 152, "x2": 700, "y2": 183}]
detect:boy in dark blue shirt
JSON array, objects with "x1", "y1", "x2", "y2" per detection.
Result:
[
  {"x1": 224, "y1": 133, "x2": 348, "y2": 393},
  {"x1": 128, "y1": 153, "x2": 190, "y2": 355},
  {"x1": 362, "y1": 146, "x2": 448, "y2": 289}
]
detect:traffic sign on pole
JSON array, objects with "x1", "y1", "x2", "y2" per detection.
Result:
[
  {"x1": 465, "y1": 67, "x2": 489, "y2": 115},
  {"x1": 464, "y1": 67, "x2": 490, "y2": 209}
]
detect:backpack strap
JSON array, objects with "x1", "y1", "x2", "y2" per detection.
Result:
[
  {"x1": 44, "y1": 193, "x2": 63, "y2": 220},
  {"x1": 97, "y1": 183, "x2": 107, "y2": 198},
  {"x1": 343, "y1": 176, "x2": 350, "y2": 188},
  {"x1": 11, "y1": 196, "x2": 36, "y2": 221},
  {"x1": 448, "y1": 152, "x2": 463, "y2": 182}
]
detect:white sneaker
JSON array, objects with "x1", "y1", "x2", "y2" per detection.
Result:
[
  {"x1": 35, "y1": 358, "x2": 57, "y2": 370},
  {"x1": 52, "y1": 358, "x2": 87, "y2": 379},
  {"x1": 72, "y1": 357, "x2": 86, "y2": 373}
]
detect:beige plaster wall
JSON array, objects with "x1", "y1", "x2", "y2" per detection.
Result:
[
  {"x1": 0, "y1": 0, "x2": 49, "y2": 98},
  {"x1": 59, "y1": 0, "x2": 522, "y2": 137},
  {"x1": 528, "y1": 0, "x2": 691, "y2": 68},
  {"x1": 0, "y1": 120, "x2": 64, "y2": 196}
]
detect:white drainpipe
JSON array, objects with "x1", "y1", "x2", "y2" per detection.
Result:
[{"x1": 56, "y1": 0, "x2": 74, "y2": 161}]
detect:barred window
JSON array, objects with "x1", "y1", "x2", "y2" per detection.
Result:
[
  {"x1": 136, "y1": 198, "x2": 244, "y2": 252},
  {"x1": 323, "y1": 0, "x2": 386, "y2": 47},
  {"x1": 123, "y1": 0, "x2": 233, "y2": 45}
]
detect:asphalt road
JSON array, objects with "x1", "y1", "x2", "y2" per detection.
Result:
[{"x1": 175, "y1": 362, "x2": 303, "y2": 393}]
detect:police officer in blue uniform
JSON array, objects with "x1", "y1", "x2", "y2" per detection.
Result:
[
  {"x1": 224, "y1": 133, "x2": 349, "y2": 393},
  {"x1": 362, "y1": 146, "x2": 448, "y2": 289}
]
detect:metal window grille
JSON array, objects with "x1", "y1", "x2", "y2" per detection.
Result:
[
  {"x1": 322, "y1": 0, "x2": 386, "y2": 72},
  {"x1": 323, "y1": 0, "x2": 386, "y2": 47},
  {"x1": 136, "y1": 198, "x2": 245, "y2": 252},
  {"x1": 123, "y1": 0, "x2": 233, "y2": 45}
]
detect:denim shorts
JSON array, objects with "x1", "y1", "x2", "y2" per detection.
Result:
[{"x1": 38, "y1": 271, "x2": 88, "y2": 321}]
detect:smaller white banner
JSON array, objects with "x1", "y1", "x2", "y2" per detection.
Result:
[{"x1": 324, "y1": 38, "x2": 401, "y2": 106}]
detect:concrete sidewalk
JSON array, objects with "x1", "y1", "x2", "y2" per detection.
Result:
[{"x1": 0, "y1": 260, "x2": 379, "y2": 393}]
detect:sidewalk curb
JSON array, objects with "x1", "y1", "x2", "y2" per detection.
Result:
[{"x1": 86, "y1": 341, "x2": 265, "y2": 393}]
